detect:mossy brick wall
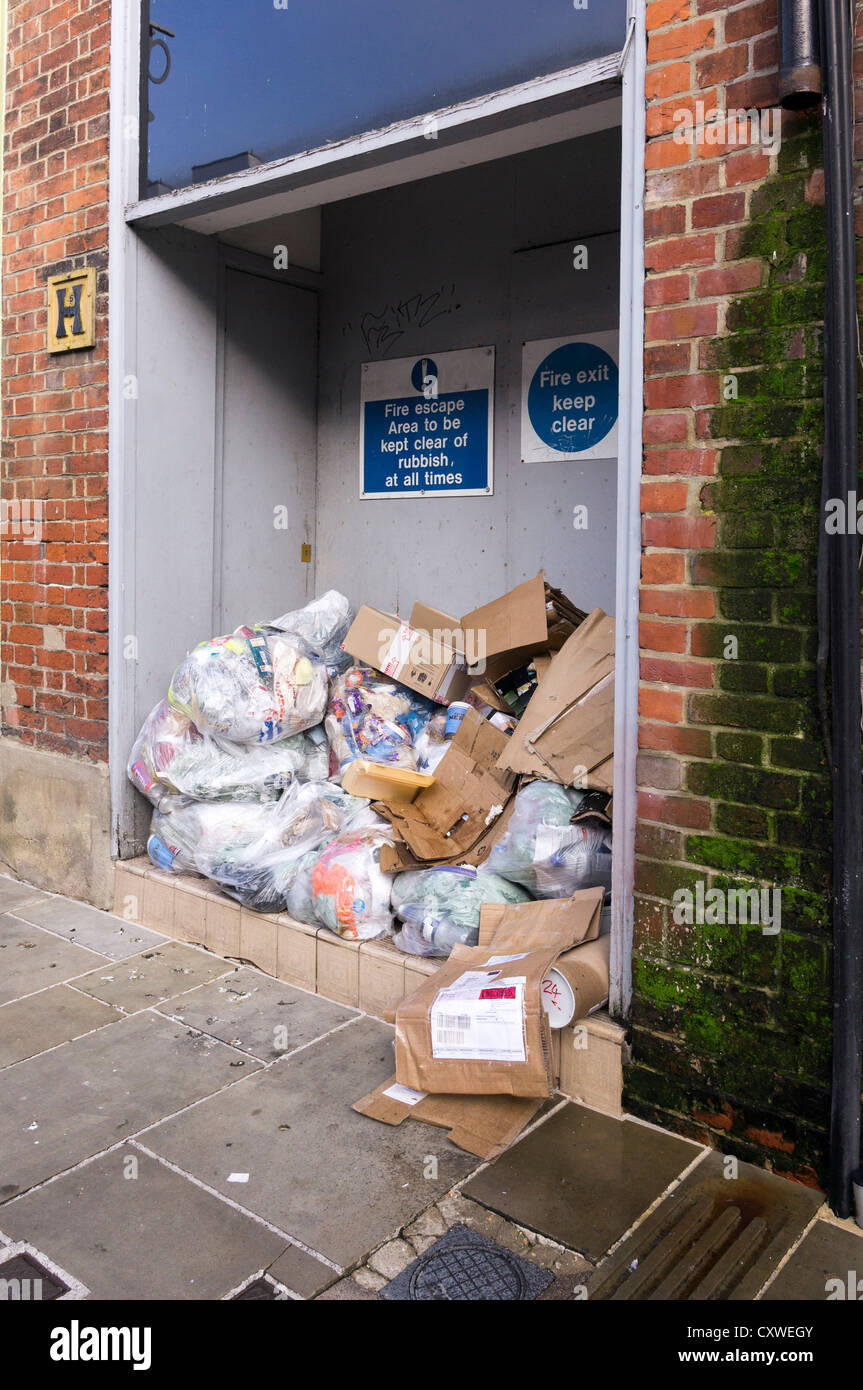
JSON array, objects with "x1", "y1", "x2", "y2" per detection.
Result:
[{"x1": 629, "y1": 0, "x2": 863, "y2": 1188}]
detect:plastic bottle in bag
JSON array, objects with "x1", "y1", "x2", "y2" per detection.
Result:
[
  {"x1": 487, "y1": 779, "x2": 612, "y2": 898},
  {"x1": 147, "y1": 797, "x2": 273, "y2": 876},
  {"x1": 390, "y1": 863, "x2": 532, "y2": 957}
]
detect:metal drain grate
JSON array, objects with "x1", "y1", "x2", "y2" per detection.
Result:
[
  {"x1": 0, "y1": 1250, "x2": 69, "y2": 1300},
  {"x1": 382, "y1": 1225, "x2": 554, "y2": 1301},
  {"x1": 231, "y1": 1277, "x2": 282, "y2": 1301},
  {"x1": 584, "y1": 1190, "x2": 774, "y2": 1301}
]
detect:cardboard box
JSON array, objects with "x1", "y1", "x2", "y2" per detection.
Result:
[
  {"x1": 410, "y1": 574, "x2": 586, "y2": 683},
  {"x1": 343, "y1": 605, "x2": 470, "y2": 703},
  {"x1": 394, "y1": 887, "x2": 605, "y2": 1098},
  {"x1": 477, "y1": 886, "x2": 604, "y2": 950},
  {"x1": 341, "y1": 759, "x2": 435, "y2": 803},
  {"x1": 352, "y1": 1078, "x2": 543, "y2": 1161},
  {"x1": 499, "y1": 608, "x2": 615, "y2": 785},
  {"x1": 376, "y1": 706, "x2": 515, "y2": 870},
  {"x1": 395, "y1": 942, "x2": 560, "y2": 1097}
]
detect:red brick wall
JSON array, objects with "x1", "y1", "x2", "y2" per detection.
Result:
[
  {"x1": 628, "y1": 0, "x2": 863, "y2": 1184},
  {"x1": 1, "y1": 0, "x2": 111, "y2": 761}
]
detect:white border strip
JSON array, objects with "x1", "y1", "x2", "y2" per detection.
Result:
[
  {"x1": 610, "y1": 0, "x2": 646, "y2": 1019},
  {"x1": 126, "y1": 52, "x2": 622, "y2": 228}
]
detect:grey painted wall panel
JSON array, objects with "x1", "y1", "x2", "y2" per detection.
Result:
[{"x1": 314, "y1": 130, "x2": 621, "y2": 619}]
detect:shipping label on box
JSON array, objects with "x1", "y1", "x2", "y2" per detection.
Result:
[{"x1": 430, "y1": 972, "x2": 527, "y2": 1063}]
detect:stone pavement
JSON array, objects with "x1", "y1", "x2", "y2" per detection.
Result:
[{"x1": 0, "y1": 872, "x2": 860, "y2": 1302}]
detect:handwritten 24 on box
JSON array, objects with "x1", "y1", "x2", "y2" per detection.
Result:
[{"x1": 363, "y1": 389, "x2": 489, "y2": 494}]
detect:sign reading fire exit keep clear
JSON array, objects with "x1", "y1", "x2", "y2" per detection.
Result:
[
  {"x1": 360, "y1": 346, "x2": 494, "y2": 499},
  {"x1": 521, "y1": 333, "x2": 619, "y2": 462}
]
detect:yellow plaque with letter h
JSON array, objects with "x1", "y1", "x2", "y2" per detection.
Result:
[{"x1": 47, "y1": 267, "x2": 96, "y2": 353}]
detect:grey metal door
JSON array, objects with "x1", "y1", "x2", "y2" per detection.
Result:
[{"x1": 217, "y1": 267, "x2": 318, "y2": 632}]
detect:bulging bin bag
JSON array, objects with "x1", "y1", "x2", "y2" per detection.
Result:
[
  {"x1": 198, "y1": 781, "x2": 375, "y2": 914},
  {"x1": 147, "y1": 797, "x2": 273, "y2": 876},
  {"x1": 391, "y1": 864, "x2": 532, "y2": 958},
  {"x1": 488, "y1": 779, "x2": 613, "y2": 898},
  {"x1": 168, "y1": 626, "x2": 327, "y2": 744},
  {"x1": 312, "y1": 825, "x2": 395, "y2": 940},
  {"x1": 325, "y1": 666, "x2": 432, "y2": 776},
  {"x1": 265, "y1": 590, "x2": 354, "y2": 674},
  {"x1": 127, "y1": 699, "x2": 328, "y2": 805}
]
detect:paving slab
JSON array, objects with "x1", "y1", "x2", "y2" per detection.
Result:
[
  {"x1": 463, "y1": 1103, "x2": 702, "y2": 1261},
  {"x1": 143, "y1": 1016, "x2": 479, "y2": 1268},
  {"x1": 0, "y1": 915, "x2": 106, "y2": 1005},
  {"x1": 72, "y1": 940, "x2": 234, "y2": 1013},
  {"x1": 11, "y1": 895, "x2": 167, "y2": 960},
  {"x1": 0, "y1": 985, "x2": 122, "y2": 1068},
  {"x1": 0, "y1": 1144, "x2": 288, "y2": 1301},
  {"x1": 761, "y1": 1219, "x2": 863, "y2": 1301},
  {"x1": 159, "y1": 965, "x2": 359, "y2": 1061},
  {"x1": 0, "y1": 877, "x2": 50, "y2": 914},
  {"x1": 266, "y1": 1242, "x2": 339, "y2": 1298},
  {"x1": 0, "y1": 1011, "x2": 262, "y2": 1203}
]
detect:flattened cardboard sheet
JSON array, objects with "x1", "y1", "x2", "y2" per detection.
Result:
[{"x1": 353, "y1": 1077, "x2": 542, "y2": 1160}]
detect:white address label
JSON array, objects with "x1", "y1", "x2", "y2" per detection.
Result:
[{"x1": 430, "y1": 975, "x2": 526, "y2": 1062}]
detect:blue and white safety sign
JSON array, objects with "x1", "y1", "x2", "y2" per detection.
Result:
[
  {"x1": 521, "y1": 333, "x2": 619, "y2": 462},
  {"x1": 360, "y1": 346, "x2": 494, "y2": 498}
]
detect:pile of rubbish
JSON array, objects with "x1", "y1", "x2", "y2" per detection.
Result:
[{"x1": 127, "y1": 575, "x2": 615, "y2": 952}]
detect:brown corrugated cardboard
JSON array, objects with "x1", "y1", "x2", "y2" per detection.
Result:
[
  {"x1": 393, "y1": 888, "x2": 606, "y2": 1099},
  {"x1": 379, "y1": 796, "x2": 517, "y2": 873},
  {"x1": 375, "y1": 707, "x2": 515, "y2": 868},
  {"x1": 343, "y1": 605, "x2": 470, "y2": 703},
  {"x1": 352, "y1": 1077, "x2": 542, "y2": 1160},
  {"x1": 395, "y1": 942, "x2": 561, "y2": 1097},
  {"x1": 477, "y1": 886, "x2": 604, "y2": 950},
  {"x1": 411, "y1": 575, "x2": 585, "y2": 682},
  {"x1": 499, "y1": 609, "x2": 615, "y2": 784}
]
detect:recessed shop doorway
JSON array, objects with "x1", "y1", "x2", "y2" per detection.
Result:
[{"x1": 109, "y1": 30, "x2": 645, "y2": 1016}]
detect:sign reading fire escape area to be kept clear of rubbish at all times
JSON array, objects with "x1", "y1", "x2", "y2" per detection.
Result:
[
  {"x1": 521, "y1": 333, "x2": 619, "y2": 463},
  {"x1": 360, "y1": 346, "x2": 494, "y2": 499}
]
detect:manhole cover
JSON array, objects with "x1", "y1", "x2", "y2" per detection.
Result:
[
  {"x1": 382, "y1": 1225, "x2": 554, "y2": 1301},
  {"x1": 0, "y1": 1251, "x2": 68, "y2": 1300}
]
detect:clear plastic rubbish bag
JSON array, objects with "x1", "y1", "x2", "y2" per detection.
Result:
[
  {"x1": 487, "y1": 779, "x2": 612, "y2": 898},
  {"x1": 312, "y1": 824, "x2": 395, "y2": 940},
  {"x1": 413, "y1": 712, "x2": 451, "y2": 774},
  {"x1": 168, "y1": 626, "x2": 328, "y2": 744},
  {"x1": 264, "y1": 590, "x2": 354, "y2": 674},
  {"x1": 325, "y1": 666, "x2": 430, "y2": 777},
  {"x1": 391, "y1": 864, "x2": 532, "y2": 958},
  {"x1": 198, "y1": 781, "x2": 374, "y2": 913},
  {"x1": 127, "y1": 699, "x2": 328, "y2": 806},
  {"x1": 147, "y1": 796, "x2": 272, "y2": 876}
]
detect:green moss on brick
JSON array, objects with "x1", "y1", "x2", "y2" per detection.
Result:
[
  {"x1": 716, "y1": 730, "x2": 765, "y2": 765},
  {"x1": 685, "y1": 835, "x2": 799, "y2": 883}
]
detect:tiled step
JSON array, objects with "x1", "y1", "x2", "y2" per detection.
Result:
[{"x1": 113, "y1": 857, "x2": 627, "y2": 1115}]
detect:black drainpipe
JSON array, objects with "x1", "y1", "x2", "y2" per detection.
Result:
[
  {"x1": 780, "y1": 0, "x2": 862, "y2": 1217},
  {"x1": 818, "y1": 0, "x2": 862, "y2": 1218}
]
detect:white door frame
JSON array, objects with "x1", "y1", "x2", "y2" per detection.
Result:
[{"x1": 108, "y1": 1, "x2": 646, "y2": 1015}]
